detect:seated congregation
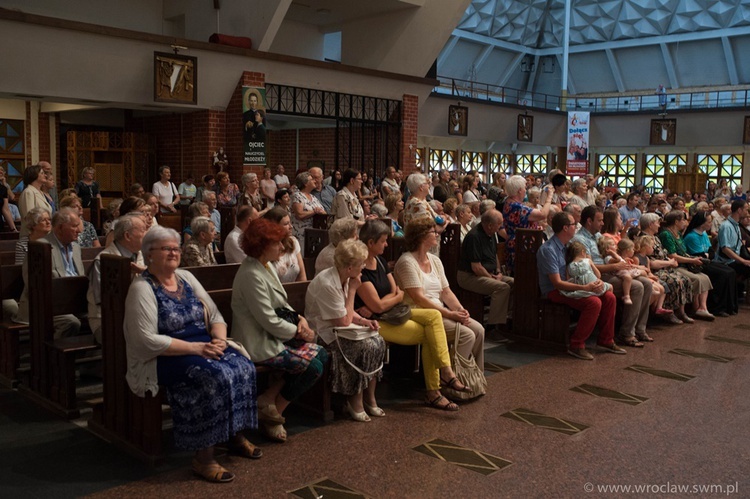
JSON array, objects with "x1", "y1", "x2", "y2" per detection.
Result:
[{"x1": 4, "y1": 162, "x2": 748, "y2": 484}]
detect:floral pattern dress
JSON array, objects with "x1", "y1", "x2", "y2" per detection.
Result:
[
  {"x1": 291, "y1": 191, "x2": 323, "y2": 242},
  {"x1": 502, "y1": 200, "x2": 538, "y2": 275},
  {"x1": 78, "y1": 220, "x2": 99, "y2": 248},
  {"x1": 648, "y1": 237, "x2": 692, "y2": 309},
  {"x1": 217, "y1": 183, "x2": 240, "y2": 207},
  {"x1": 143, "y1": 270, "x2": 258, "y2": 451}
]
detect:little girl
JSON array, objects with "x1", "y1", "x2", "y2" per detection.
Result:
[
  {"x1": 561, "y1": 241, "x2": 612, "y2": 298},
  {"x1": 597, "y1": 237, "x2": 644, "y2": 305},
  {"x1": 634, "y1": 235, "x2": 672, "y2": 316}
]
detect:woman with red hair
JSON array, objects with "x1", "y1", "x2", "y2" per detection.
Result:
[{"x1": 231, "y1": 218, "x2": 328, "y2": 443}]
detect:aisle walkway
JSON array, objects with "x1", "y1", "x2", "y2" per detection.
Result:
[{"x1": 1, "y1": 312, "x2": 749, "y2": 498}]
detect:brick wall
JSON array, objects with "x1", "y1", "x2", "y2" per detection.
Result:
[
  {"x1": 401, "y1": 94, "x2": 419, "y2": 176},
  {"x1": 267, "y1": 127, "x2": 337, "y2": 177}
]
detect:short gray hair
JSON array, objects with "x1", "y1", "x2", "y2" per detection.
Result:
[
  {"x1": 334, "y1": 239, "x2": 368, "y2": 269},
  {"x1": 406, "y1": 173, "x2": 427, "y2": 194},
  {"x1": 113, "y1": 213, "x2": 143, "y2": 241},
  {"x1": 295, "y1": 172, "x2": 312, "y2": 190},
  {"x1": 455, "y1": 203, "x2": 472, "y2": 217},
  {"x1": 370, "y1": 203, "x2": 387, "y2": 217},
  {"x1": 241, "y1": 172, "x2": 258, "y2": 186},
  {"x1": 191, "y1": 216, "x2": 213, "y2": 237},
  {"x1": 141, "y1": 225, "x2": 180, "y2": 260},
  {"x1": 202, "y1": 190, "x2": 216, "y2": 201},
  {"x1": 571, "y1": 178, "x2": 587, "y2": 193},
  {"x1": 24, "y1": 206, "x2": 51, "y2": 229},
  {"x1": 329, "y1": 218, "x2": 359, "y2": 247},
  {"x1": 639, "y1": 212, "x2": 660, "y2": 228},
  {"x1": 52, "y1": 207, "x2": 78, "y2": 227},
  {"x1": 480, "y1": 208, "x2": 502, "y2": 226},
  {"x1": 479, "y1": 200, "x2": 496, "y2": 215},
  {"x1": 504, "y1": 175, "x2": 527, "y2": 197}
]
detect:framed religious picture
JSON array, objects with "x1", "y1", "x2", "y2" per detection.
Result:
[
  {"x1": 448, "y1": 105, "x2": 468, "y2": 136},
  {"x1": 154, "y1": 52, "x2": 197, "y2": 105},
  {"x1": 650, "y1": 118, "x2": 676, "y2": 145},
  {"x1": 517, "y1": 114, "x2": 533, "y2": 142},
  {"x1": 743, "y1": 116, "x2": 750, "y2": 145}
]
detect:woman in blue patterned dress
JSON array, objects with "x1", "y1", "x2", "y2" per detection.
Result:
[
  {"x1": 124, "y1": 226, "x2": 261, "y2": 483},
  {"x1": 501, "y1": 175, "x2": 554, "y2": 275}
]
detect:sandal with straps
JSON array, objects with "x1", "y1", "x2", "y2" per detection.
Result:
[
  {"x1": 192, "y1": 459, "x2": 235, "y2": 483},
  {"x1": 440, "y1": 376, "x2": 471, "y2": 393},
  {"x1": 262, "y1": 422, "x2": 287, "y2": 443},
  {"x1": 229, "y1": 437, "x2": 263, "y2": 459},
  {"x1": 426, "y1": 394, "x2": 459, "y2": 412}
]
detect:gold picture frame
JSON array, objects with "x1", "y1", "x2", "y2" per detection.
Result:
[
  {"x1": 744, "y1": 116, "x2": 750, "y2": 145},
  {"x1": 448, "y1": 105, "x2": 468, "y2": 136},
  {"x1": 650, "y1": 119, "x2": 676, "y2": 146},
  {"x1": 517, "y1": 114, "x2": 533, "y2": 142},
  {"x1": 154, "y1": 52, "x2": 197, "y2": 105}
]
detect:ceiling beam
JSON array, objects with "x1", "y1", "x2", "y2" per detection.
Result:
[
  {"x1": 472, "y1": 45, "x2": 494, "y2": 74},
  {"x1": 525, "y1": 55, "x2": 540, "y2": 95},
  {"x1": 437, "y1": 35, "x2": 460, "y2": 69},
  {"x1": 496, "y1": 52, "x2": 525, "y2": 88},
  {"x1": 452, "y1": 27, "x2": 750, "y2": 58},
  {"x1": 660, "y1": 43, "x2": 679, "y2": 89},
  {"x1": 555, "y1": 53, "x2": 576, "y2": 95},
  {"x1": 721, "y1": 36, "x2": 739, "y2": 86},
  {"x1": 605, "y1": 48, "x2": 625, "y2": 93}
]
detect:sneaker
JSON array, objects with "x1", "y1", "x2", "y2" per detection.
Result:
[
  {"x1": 598, "y1": 343, "x2": 627, "y2": 355},
  {"x1": 567, "y1": 347, "x2": 594, "y2": 360}
]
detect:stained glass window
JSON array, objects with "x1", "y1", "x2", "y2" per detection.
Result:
[
  {"x1": 460, "y1": 151, "x2": 486, "y2": 180},
  {"x1": 696, "y1": 154, "x2": 743, "y2": 191},
  {"x1": 428, "y1": 149, "x2": 457, "y2": 175},
  {"x1": 0, "y1": 120, "x2": 25, "y2": 192},
  {"x1": 515, "y1": 154, "x2": 547, "y2": 175},
  {"x1": 643, "y1": 154, "x2": 687, "y2": 193},
  {"x1": 489, "y1": 153, "x2": 513, "y2": 177},
  {"x1": 597, "y1": 154, "x2": 636, "y2": 191}
]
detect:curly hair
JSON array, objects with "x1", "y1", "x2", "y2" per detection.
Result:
[
  {"x1": 241, "y1": 217, "x2": 287, "y2": 259},
  {"x1": 404, "y1": 216, "x2": 436, "y2": 252}
]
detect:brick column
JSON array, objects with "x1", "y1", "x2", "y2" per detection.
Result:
[
  {"x1": 400, "y1": 94, "x2": 419, "y2": 176},
  {"x1": 226, "y1": 71, "x2": 265, "y2": 182}
]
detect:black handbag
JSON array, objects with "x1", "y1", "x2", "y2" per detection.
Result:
[
  {"x1": 275, "y1": 307, "x2": 299, "y2": 325},
  {"x1": 373, "y1": 302, "x2": 412, "y2": 325}
]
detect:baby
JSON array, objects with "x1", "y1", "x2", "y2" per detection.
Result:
[
  {"x1": 597, "y1": 237, "x2": 644, "y2": 305},
  {"x1": 633, "y1": 235, "x2": 672, "y2": 316},
  {"x1": 561, "y1": 241, "x2": 612, "y2": 298}
]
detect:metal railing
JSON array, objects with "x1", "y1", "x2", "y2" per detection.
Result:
[{"x1": 434, "y1": 76, "x2": 750, "y2": 113}]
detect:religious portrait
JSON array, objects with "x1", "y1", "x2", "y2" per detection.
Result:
[
  {"x1": 448, "y1": 105, "x2": 468, "y2": 136},
  {"x1": 517, "y1": 114, "x2": 533, "y2": 142},
  {"x1": 154, "y1": 52, "x2": 197, "y2": 105},
  {"x1": 650, "y1": 119, "x2": 676, "y2": 146}
]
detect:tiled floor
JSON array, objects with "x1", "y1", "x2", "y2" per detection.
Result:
[{"x1": 2, "y1": 309, "x2": 750, "y2": 498}]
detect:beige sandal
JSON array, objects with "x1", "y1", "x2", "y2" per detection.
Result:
[
  {"x1": 191, "y1": 458, "x2": 234, "y2": 483},
  {"x1": 262, "y1": 422, "x2": 287, "y2": 443},
  {"x1": 229, "y1": 437, "x2": 263, "y2": 459}
]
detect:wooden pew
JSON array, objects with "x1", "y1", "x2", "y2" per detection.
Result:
[
  {"x1": 89, "y1": 259, "x2": 329, "y2": 464},
  {"x1": 312, "y1": 213, "x2": 334, "y2": 230},
  {"x1": 0, "y1": 231, "x2": 20, "y2": 241},
  {"x1": 218, "y1": 206, "x2": 237, "y2": 250},
  {"x1": 303, "y1": 228, "x2": 329, "y2": 278},
  {"x1": 0, "y1": 239, "x2": 18, "y2": 252},
  {"x1": 439, "y1": 223, "x2": 485, "y2": 323},
  {"x1": 505, "y1": 228, "x2": 570, "y2": 350},
  {"x1": 0, "y1": 264, "x2": 26, "y2": 387},
  {"x1": 19, "y1": 242, "x2": 98, "y2": 418}
]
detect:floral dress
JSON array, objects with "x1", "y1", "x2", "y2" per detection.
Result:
[
  {"x1": 502, "y1": 200, "x2": 538, "y2": 275},
  {"x1": 217, "y1": 183, "x2": 240, "y2": 207},
  {"x1": 291, "y1": 191, "x2": 323, "y2": 242},
  {"x1": 77, "y1": 220, "x2": 99, "y2": 248},
  {"x1": 143, "y1": 270, "x2": 258, "y2": 451},
  {"x1": 403, "y1": 197, "x2": 436, "y2": 227},
  {"x1": 648, "y1": 237, "x2": 692, "y2": 310}
]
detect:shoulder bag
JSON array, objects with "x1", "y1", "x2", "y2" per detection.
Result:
[
  {"x1": 441, "y1": 323, "x2": 487, "y2": 401},
  {"x1": 333, "y1": 326, "x2": 383, "y2": 377},
  {"x1": 370, "y1": 258, "x2": 412, "y2": 325}
]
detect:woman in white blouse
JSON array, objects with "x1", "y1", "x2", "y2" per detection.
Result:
[{"x1": 394, "y1": 217, "x2": 484, "y2": 371}]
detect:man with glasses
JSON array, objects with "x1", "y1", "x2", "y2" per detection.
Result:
[
  {"x1": 538, "y1": 211, "x2": 624, "y2": 360},
  {"x1": 309, "y1": 167, "x2": 336, "y2": 213},
  {"x1": 457, "y1": 209, "x2": 514, "y2": 336}
]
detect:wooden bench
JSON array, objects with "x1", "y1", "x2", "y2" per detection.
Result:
[
  {"x1": 218, "y1": 206, "x2": 237, "y2": 250},
  {"x1": 19, "y1": 241, "x2": 99, "y2": 418},
  {"x1": 505, "y1": 228, "x2": 571, "y2": 350},
  {"x1": 439, "y1": 223, "x2": 485, "y2": 323},
  {"x1": 0, "y1": 264, "x2": 26, "y2": 387},
  {"x1": 89, "y1": 258, "x2": 329, "y2": 464},
  {"x1": 303, "y1": 228, "x2": 329, "y2": 278}
]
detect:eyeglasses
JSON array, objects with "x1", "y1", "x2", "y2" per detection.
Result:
[
  {"x1": 157, "y1": 246, "x2": 182, "y2": 254},
  {"x1": 428, "y1": 230, "x2": 439, "y2": 235}
]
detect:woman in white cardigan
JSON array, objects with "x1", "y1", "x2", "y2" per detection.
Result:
[
  {"x1": 394, "y1": 217, "x2": 485, "y2": 370},
  {"x1": 124, "y1": 226, "x2": 261, "y2": 484}
]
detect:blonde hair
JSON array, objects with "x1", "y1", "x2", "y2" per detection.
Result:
[
  {"x1": 597, "y1": 236, "x2": 614, "y2": 256},
  {"x1": 634, "y1": 234, "x2": 655, "y2": 253},
  {"x1": 334, "y1": 239, "x2": 368, "y2": 269},
  {"x1": 617, "y1": 238, "x2": 634, "y2": 256}
]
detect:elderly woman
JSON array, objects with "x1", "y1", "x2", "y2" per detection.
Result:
[
  {"x1": 567, "y1": 178, "x2": 590, "y2": 208},
  {"x1": 18, "y1": 164, "x2": 52, "y2": 237},
  {"x1": 332, "y1": 169, "x2": 366, "y2": 223},
  {"x1": 215, "y1": 172, "x2": 240, "y2": 208},
  {"x1": 683, "y1": 210, "x2": 737, "y2": 316},
  {"x1": 181, "y1": 216, "x2": 217, "y2": 267},
  {"x1": 124, "y1": 226, "x2": 261, "y2": 483},
  {"x1": 239, "y1": 172, "x2": 267, "y2": 214},
  {"x1": 182, "y1": 202, "x2": 210, "y2": 244},
  {"x1": 59, "y1": 195, "x2": 101, "y2": 248},
  {"x1": 502, "y1": 174, "x2": 553, "y2": 274},
  {"x1": 639, "y1": 213, "x2": 694, "y2": 325},
  {"x1": 231, "y1": 218, "x2": 328, "y2": 440},
  {"x1": 75, "y1": 166, "x2": 103, "y2": 210},
  {"x1": 443, "y1": 197, "x2": 458, "y2": 224},
  {"x1": 14, "y1": 207, "x2": 52, "y2": 264},
  {"x1": 355, "y1": 220, "x2": 472, "y2": 411},
  {"x1": 659, "y1": 210, "x2": 715, "y2": 320},
  {"x1": 260, "y1": 167, "x2": 277, "y2": 208},
  {"x1": 151, "y1": 165, "x2": 180, "y2": 214},
  {"x1": 263, "y1": 207, "x2": 306, "y2": 283},
  {"x1": 315, "y1": 218, "x2": 358, "y2": 275},
  {"x1": 306, "y1": 239, "x2": 387, "y2": 421},
  {"x1": 455, "y1": 203, "x2": 473, "y2": 242},
  {"x1": 385, "y1": 193, "x2": 404, "y2": 237},
  {"x1": 394, "y1": 217, "x2": 485, "y2": 373},
  {"x1": 142, "y1": 193, "x2": 161, "y2": 228},
  {"x1": 291, "y1": 172, "x2": 326, "y2": 252},
  {"x1": 403, "y1": 173, "x2": 447, "y2": 231}
]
